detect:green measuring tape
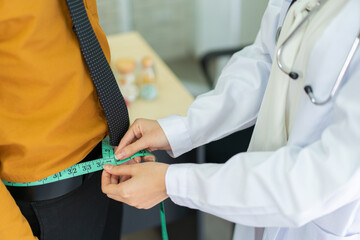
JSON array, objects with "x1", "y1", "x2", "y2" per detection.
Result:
[
  {"x1": 3, "y1": 137, "x2": 169, "y2": 240},
  {"x1": 3, "y1": 137, "x2": 151, "y2": 187}
]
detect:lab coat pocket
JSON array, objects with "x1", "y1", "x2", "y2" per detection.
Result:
[{"x1": 308, "y1": 222, "x2": 360, "y2": 240}]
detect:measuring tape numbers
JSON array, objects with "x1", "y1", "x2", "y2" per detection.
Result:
[{"x1": 2, "y1": 137, "x2": 151, "y2": 187}]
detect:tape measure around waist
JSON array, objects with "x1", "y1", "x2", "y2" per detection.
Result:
[
  {"x1": 2, "y1": 137, "x2": 152, "y2": 187},
  {"x1": 2, "y1": 137, "x2": 169, "y2": 240}
]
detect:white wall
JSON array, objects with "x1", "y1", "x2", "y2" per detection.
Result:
[
  {"x1": 97, "y1": 0, "x2": 123, "y2": 34},
  {"x1": 194, "y1": 0, "x2": 267, "y2": 57},
  {"x1": 239, "y1": 0, "x2": 267, "y2": 45},
  {"x1": 131, "y1": 0, "x2": 194, "y2": 60},
  {"x1": 194, "y1": 0, "x2": 242, "y2": 57},
  {"x1": 98, "y1": 0, "x2": 194, "y2": 60},
  {"x1": 97, "y1": 0, "x2": 267, "y2": 61}
]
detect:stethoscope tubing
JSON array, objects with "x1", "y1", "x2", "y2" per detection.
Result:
[
  {"x1": 276, "y1": 0, "x2": 323, "y2": 80},
  {"x1": 304, "y1": 31, "x2": 360, "y2": 105},
  {"x1": 276, "y1": 0, "x2": 360, "y2": 105}
]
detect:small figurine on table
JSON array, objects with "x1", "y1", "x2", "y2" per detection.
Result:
[
  {"x1": 140, "y1": 56, "x2": 157, "y2": 100},
  {"x1": 115, "y1": 58, "x2": 139, "y2": 103}
]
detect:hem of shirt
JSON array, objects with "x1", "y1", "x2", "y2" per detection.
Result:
[{"x1": 0, "y1": 134, "x2": 106, "y2": 183}]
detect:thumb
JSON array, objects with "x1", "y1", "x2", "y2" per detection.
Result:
[
  {"x1": 116, "y1": 137, "x2": 149, "y2": 160},
  {"x1": 103, "y1": 164, "x2": 135, "y2": 176}
]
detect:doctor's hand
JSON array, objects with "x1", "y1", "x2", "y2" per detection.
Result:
[
  {"x1": 114, "y1": 119, "x2": 171, "y2": 160},
  {"x1": 101, "y1": 162, "x2": 169, "y2": 209}
]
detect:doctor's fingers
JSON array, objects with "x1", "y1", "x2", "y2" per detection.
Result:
[
  {"x1": 110, "y1": 174, "x2": 119, "y2": 184},
  {"x1": 116, "y1": 119, "x2": 170, "y2": 160},
  {"x1": 102, "y1": 177, "x2": 140, "y2": 205},
  {"x1": 116, "y1": 138, "x2": 149, "y2": 160},
  {"x1": 123, "y1": 157, "x2": 142, "y2": 165},
  {"x1": 119, "y1": 175, "x2": 131, "y2": 183},
  {"x1": 116, "y1": 119, "x2": 149, "y2": 154},
  {"x1": 102, "y1": 165, "x2": 134, "y2": 192},
  {"x1": 103, "y1": 184, "x2": 129, "y2": 201},
  {"x1": 107, "y1": 158, "x2": 140, "y2": 183},
  {"x1": 106, "y1": 193, "x2": 160, "y2": 209},
  {"x1": 101, "y1": 170, "x2": 113, "y2": 189},
  {"x1": 143, "y1": 155, "x2": 156, "y2": 162},
  {"x1": 105, "y1": 193, "x2": 142, "y2": 208}
]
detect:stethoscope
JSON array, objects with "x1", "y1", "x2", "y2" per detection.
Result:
[{"x1": 276, "y1": 0, "x2": 360, "y2": 105}]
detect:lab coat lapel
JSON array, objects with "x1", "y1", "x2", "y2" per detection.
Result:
[{"x1": 247, "y1": 0, "x2": 317, "y2": 153}]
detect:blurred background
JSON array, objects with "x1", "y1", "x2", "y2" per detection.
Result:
[{"x1": 97, "y1": 0, "x2": 267, "y2": 239}]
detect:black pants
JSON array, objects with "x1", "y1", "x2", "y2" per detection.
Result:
[{"x1": 14, "y1": 171, "x2": 122, "y2": 240}]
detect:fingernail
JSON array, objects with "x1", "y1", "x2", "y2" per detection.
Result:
[
  {"x1": 104, "y1": 165, "x2": 113, "y2": 170},
  {"x1": 116, "y1": 152, "x2": 126, "y2": 160}
]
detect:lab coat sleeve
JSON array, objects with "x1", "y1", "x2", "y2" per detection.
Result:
[
  {"x1": 165, "y1": 65, "x2": 360, "y2": 227},
  {"x1": 157, "y1": 0, "x2": 285, "y2": 158}
]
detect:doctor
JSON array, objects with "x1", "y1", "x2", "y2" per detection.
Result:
[{"x1": 102, "y1": 0, "x2": 360, "y2": 239}]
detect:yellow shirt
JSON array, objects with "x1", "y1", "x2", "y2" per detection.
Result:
[{"x1": 0, "y1": 0, "x2": 112, "y2": 239}]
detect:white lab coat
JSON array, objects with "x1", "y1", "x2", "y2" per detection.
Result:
[{"x1": 157, "y1": 0, "x2": 360, "y2": 239}]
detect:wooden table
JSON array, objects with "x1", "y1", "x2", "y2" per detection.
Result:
[{"x1": 107, "y1": 32, "x2": 194, "y2": 123}]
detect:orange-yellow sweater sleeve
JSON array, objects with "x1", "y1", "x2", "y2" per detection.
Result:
[{"x1": 0, "y1": 181, "x2": 37, "y2": 240}]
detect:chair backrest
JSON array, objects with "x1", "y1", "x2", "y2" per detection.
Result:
[{"x1": 200, "y1": 46, "x2": 248, "y2": 88}]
